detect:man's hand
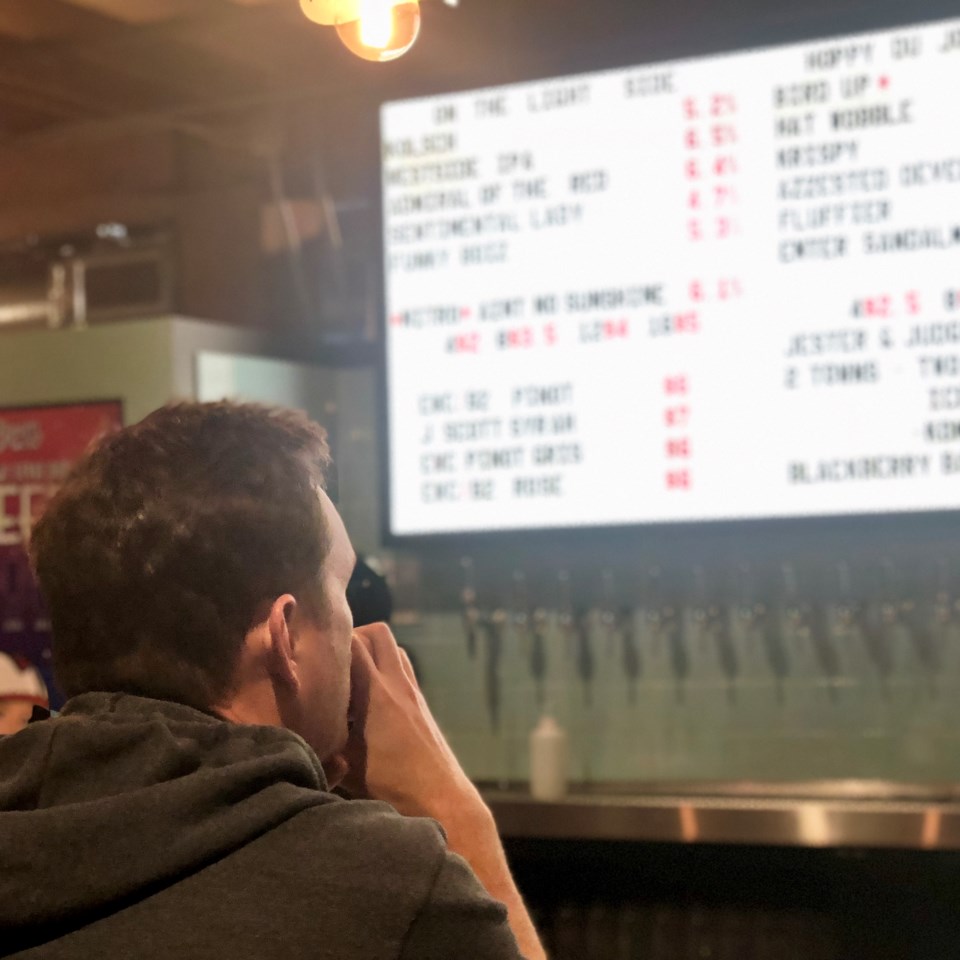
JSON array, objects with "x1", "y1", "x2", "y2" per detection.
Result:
[
  {"x1": 340, "y1": 623, "x2": 481, "y2": 820},
  {"x1": 338, "y1": 623, "x2": 547, "y2": 960}
]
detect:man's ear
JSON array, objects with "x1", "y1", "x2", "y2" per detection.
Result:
[{"x1": 266, "y1": 594, "x2": 300, "y2": 692}]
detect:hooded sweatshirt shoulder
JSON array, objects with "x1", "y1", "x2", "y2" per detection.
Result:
[{"x1": 0, "y1": 694, "x2": 521, "y2": 960}]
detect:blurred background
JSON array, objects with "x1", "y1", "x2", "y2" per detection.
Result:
[{"x1": 2, "y1": 0, "x2": 960, "y2": 956}]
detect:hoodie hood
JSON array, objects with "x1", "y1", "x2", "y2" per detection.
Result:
[{"x1": 0, "y1": 692, "x2": 333, "y2": 941}]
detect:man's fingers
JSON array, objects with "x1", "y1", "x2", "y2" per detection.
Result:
[
  {"x1": 354, "y1": 622, "x2": 408, "y2": 681},
  {"x1": 398, "y1": 648, "x2": 418, "y2": 688}
]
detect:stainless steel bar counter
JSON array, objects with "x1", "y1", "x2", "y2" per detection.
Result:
[{"x1": 484, "y1": 781, "x2": 960, "y2": 850}]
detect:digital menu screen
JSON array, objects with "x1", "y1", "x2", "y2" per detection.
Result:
[{"x1": 383, "y1": 17, "x2": 960, "y2": 536}]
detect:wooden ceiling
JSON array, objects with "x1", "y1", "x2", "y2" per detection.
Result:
[
  {"x1": 0, "y1": 0, "x2": 905, "y2": 149},
  {"x1": 0, "y1": 0, "x2": 550, "y2": 206},
  {"x1": 0, "y1": 0, "x2": 934, "y2": 327},
  {"x1": 0, "y1": 0, "x2": 547, "y2": 265},
  {"x1": 0, "y1": 0, "x2": 930, "y2": 204},
  {"x1": 0, "y1": 0, "x2": 358, "y2": 145}
]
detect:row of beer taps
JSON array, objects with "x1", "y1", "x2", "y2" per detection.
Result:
[{"x1": 460, "y1": 557, "x2": 960, "y2": 731}]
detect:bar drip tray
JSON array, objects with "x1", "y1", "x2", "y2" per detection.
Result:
[{"x1": 483, "y1": 780, "x2": 960, "y2": 850}]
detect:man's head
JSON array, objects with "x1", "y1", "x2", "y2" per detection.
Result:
[{"x1": 29, "y1": 401, "x2": 356, "y2": 759}]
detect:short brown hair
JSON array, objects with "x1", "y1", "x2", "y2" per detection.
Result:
[{"x1": 30, "y1": 401, "x2": 331, "y2": 709}]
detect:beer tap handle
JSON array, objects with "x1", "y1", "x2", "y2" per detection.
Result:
[
  {"x1": 481, "y1": 610, "x2": 506, "y2": 733},
  {"x1": 460, "y1": 556, "x2": 478, "y2": 660},
  {"x1": 911, "y1": 617, "x2": 940, "y2": 696},
  {"x1": 933, "y1": 559, "x2": 957, "y2": 665},
  {"x1": 889, "y1": 558, "x2": 934, "y2": 669},
  {"x1": 935, "y1": 558, "x2": 953, "y2": 623},
  {"x1": 808, "y1": 599, "x2": 842, "y2": 703},
  {"x1": 575, "y1": 607, "x2": 595, "y2": 707},
  {"x1": 785, "y1": 563, "x2": 839, "y2": 700},
  {"x1": 530, "y1": 608, "x2": 549, "y2": 709},
  {"x1": 462, "y1": 604, "x2": 479, "y2": 661},
  {"x1": 713, "y1": 605, "x2": 739, "y2": 705},
  {"x1": 898, "y1": 562, "x2": 941, "y2": 690},
  {"x1": 865, "y1": 560, "x2": 895, "y2": 698},
  {"x1": 511, "y1": 570, "x2": 531, "y2": 654},
  {"x1": 861, "y1": 616, "x2": 893, "y2": 699},
  {"x1": 735, "y1": 563, "x2": 757, "y2": 636},
  {"x1": 666, "y1": 614, "x2": 688, "y2": 703},
  {"x1": 762, "y1": 604, "x2": 790, "y2": 703},
  {"x1": 619, "y1": 607, "x2": 642, "y2": 704},
  {"x1": 557, "y1": 570, "x2": 575, "y2": 659},
  {"x1": 601, "y1": 569, "x2": 617, "y2": 657},
  {"x1": 645, "y1": 566, "x2": 686, "y2": 700},
  {"x1": 742, "y1": 563, "x2": 789, "y2": 701},
  {"x1": 691, "y1": 565, "x2": 708, "y2": 647}
]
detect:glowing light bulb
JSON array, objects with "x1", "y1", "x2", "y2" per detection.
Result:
[
  {"x1": 335, "y1": 0, "x2": 421, "y2": 62},
  {"x1": 358, "y1": 0, "x2": 392, "y2": 46}
]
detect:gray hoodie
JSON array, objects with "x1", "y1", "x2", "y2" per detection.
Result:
[{"x1": 0, "y1": 693, "x2": 522, "y2": 960}]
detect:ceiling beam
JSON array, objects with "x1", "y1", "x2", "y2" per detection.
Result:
[
  {"x1": 2, "y1": 3, "x2": 322, "y2": 133},
  {"x1": 0, "y1": 2, "x2": 301, "y2": 77},
  {"x1": 0, "y1": 5, "x2": 283, "y2": 133},
  {"x1": 55, "y1": 0, "x2": 292, "y2": 37},
  {"x1": 70, "y1": 29, "x2": 267, "y2": 105},
  {"x1": 0, "y1": 42, "x2": 174, "y2": 118},
  {"x1": 55, "y1": 0, "x2": 222, "y2": 25},
  {"x1": 0, "y1": 0, "x2": 116, "y2": 41}
]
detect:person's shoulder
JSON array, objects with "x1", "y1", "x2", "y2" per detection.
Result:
[
  {"x1": 284, "y1": 797, "x2": 449, "y2": 877},
  {"x1": 300, "y1": 795, "x2": 444, "y2": 837},
  {"x1": 260, "y1": 799, "x2": 452, "y2": 941}
]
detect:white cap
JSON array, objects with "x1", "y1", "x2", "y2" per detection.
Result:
[{"x1": 0, "y1": 652, "x2": 49, "y2": 708}]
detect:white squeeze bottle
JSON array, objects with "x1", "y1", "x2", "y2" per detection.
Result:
[{"x1": 529, "y1": 713, "x2": 569, "y2": 801}]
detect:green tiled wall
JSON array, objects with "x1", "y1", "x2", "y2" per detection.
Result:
[{"x1": 395, "y1": 612, "x2": 960, "y2": 785}]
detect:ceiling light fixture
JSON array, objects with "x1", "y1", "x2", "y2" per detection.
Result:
[{"x1": 301, "y1": 0, "x2": 456, "y2": 62}]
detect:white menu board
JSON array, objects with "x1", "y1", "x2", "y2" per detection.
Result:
[{"x1": 382, "y1": 17, "x2": 960, "y2": 536}]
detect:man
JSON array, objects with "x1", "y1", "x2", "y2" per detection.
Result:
[{"x1": 0, "y1": 402, "x2": 545, "y2": 960}]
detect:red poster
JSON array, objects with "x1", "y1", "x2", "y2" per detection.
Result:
[{"x1": 0, "y1": 402, "x2": 123, "y2": 718}]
